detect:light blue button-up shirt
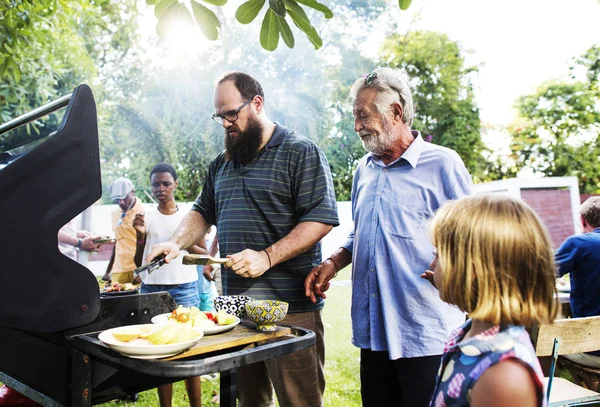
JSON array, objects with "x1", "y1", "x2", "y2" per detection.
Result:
[{"x1": 343, "y1": 131, "x2": 472, "y2": 360}]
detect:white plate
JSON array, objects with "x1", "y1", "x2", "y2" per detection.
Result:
[
  {"x1": 151, "y1": 313, "x2": 241, "y2": 335},
  {"x1": 98, "y1": 324, "x2": 203, "y2": 359}
]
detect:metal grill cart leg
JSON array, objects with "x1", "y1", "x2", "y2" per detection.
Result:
[
  {"x1": 220, "y1": 370, "x2": 237, "y2": 407},
  {"x1": 70, "y1": 350, "x2": 92, "y2": 407}
]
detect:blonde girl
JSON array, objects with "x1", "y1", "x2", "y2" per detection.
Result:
[{"x1": 422, "y1": 194, "x2": 557, "y2": 407}]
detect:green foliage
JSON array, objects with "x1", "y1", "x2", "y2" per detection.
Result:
[
  {"x1": 508, "y1": 45, "x2": 600, "y2": 193},
  {"x1": 379, "y1": 31, "x2": 484, "y2": 177},
  {"x1": 148, "y1": 0, "x2": 395, "y2": 51},
  {"x1": 0, "y1": 0, "x2": 138, "y2": 151}
]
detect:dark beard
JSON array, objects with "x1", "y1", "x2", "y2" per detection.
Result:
[{"x1": 224, "y1": 117, "x2": 263, "y2": 166}]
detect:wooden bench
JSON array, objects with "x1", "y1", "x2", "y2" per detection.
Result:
[{"x1": 531, "y1": 316, "x2": 600, "y2": 406}]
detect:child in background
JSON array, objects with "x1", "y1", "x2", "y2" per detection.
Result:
[{"x1": 421, "y1": 195, "x2": 557, "y2": 407}]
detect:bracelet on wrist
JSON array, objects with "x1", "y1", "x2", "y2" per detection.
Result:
[
  {"x1": 137, "y1": 239, "x2": 146, "y2": 245},
  {"x1": 263, "y1": 249, "x2": 272, "y2": 268},
  {"x1": 76, "y1": 238, "x2": 83, "y2": 250},
  {"x1": 326, "y1": 257, "x2": 339, "y2": 277}
]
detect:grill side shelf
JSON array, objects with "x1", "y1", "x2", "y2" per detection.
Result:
[{"x1": 70, "y1": 323, "x2": 315, "y2": 377}]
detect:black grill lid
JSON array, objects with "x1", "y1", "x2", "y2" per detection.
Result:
[{"x1": 0, "y1": 84, "x2": 102, "y2": 333}]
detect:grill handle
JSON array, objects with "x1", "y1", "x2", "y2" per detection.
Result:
[{"x1": 0, "y1": 93, "x2": 72, "y2": 136}]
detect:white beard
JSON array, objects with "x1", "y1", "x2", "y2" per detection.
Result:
[{"x1": 360, "y1": 119, "x2": 396, "y2": 156}]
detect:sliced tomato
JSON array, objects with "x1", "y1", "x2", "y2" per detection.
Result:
[{"x1": 204, "y1": 312, "x2": 216, "y2": 322}]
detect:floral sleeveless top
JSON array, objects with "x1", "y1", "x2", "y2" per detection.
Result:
[{"x1": 430, "y1": 319, "x2": 546, "y2": 407}]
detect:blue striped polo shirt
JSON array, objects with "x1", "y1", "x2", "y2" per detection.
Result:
[{"x1": 192, "y1": 123, "x2": 339, "y2": 312}]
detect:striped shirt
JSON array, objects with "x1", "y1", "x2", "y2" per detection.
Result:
[{"x1": 192, "y1": 124, "x2": 339, "y2": 312}]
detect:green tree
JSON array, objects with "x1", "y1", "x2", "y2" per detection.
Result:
[
  {"x1": 508, "y1": 45, "x2": 600, "y2": 193},
  {"x1": 0, "y1": 0, "x2": 138, "y2": 150},
  {"x1": 379, "y1": 30, "x2": 484, "y2": 177}
]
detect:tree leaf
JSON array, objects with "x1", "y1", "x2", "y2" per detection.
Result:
[
  {"x1": 194, "y1": 0, "x2": 227, "y2": 8},
  {"x1": 235, "y1": 0, "x2": 265, "y2": 24},
  {"x1": 191, "y1": 1, "x2": 220, "y2": 40},
  {"x1": 283, "y1": 0, "x2": 322, "y2": 49},
  {"x1": 398, "y1": 0, "x2": 412, "y2": 10},
  {"x1": 276, "y1": 15, "x2": 294, "y2": 48},
  {"x1": 155, "y1": 2, "x2": 178, "y2": 37},
  {"x1": 294, "y1": 0, "x2": 333, "y2": 18},
  {"x1": 260, "y1": 9, "x2": 279, "y2": 51},
  {"x1": 269, "y1": 0, "x2": 286, "y2": 17},
  {"x1": 155, "y1": 0, "x2": 177, "y2": 18}
]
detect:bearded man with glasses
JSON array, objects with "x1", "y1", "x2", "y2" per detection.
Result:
[
  {"x1": 305, "y1": 67, "x2": 473, "y2": 407},
  {"x1": 147, "y1": 71, "x2": 339, "y2": 407}
]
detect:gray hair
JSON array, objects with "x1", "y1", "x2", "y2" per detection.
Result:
[
  {"x1": 580, "y1": 196, "x2": 600, "y2": 228},
  {"x1": 349, "y1": 67, "x2": 414, "y2": 126}
]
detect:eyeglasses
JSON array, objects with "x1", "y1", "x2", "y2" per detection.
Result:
[
  {"x1": 365, "y1": 72, "x2": 377, "y2": 86},
  {"x1": 211, "y1": 97, "x2": 255, "y2": 125}
]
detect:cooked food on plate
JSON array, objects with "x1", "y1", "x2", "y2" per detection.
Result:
[
  {"x1": 168, "y1": 305, "x2": 237, "y2": 327},
  {"x1": 111, "y1": 324, "x2": 200, "y2": 345}
]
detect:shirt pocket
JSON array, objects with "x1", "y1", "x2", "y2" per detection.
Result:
[{"x1": 385, "y1": 196, "x2": 428, "y2": 239}]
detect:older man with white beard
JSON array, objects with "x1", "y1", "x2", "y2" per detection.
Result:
[{"x1": 305, "y1": 67, "x2": 473, "y2": 407}]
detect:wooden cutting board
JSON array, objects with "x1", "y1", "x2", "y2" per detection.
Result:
[{"x1": 166, "y1": 322, "x2": 291, "y2": 360}]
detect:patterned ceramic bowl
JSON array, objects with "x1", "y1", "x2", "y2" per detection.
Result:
[
  {"x1": 213, "y1": 295, "x2": 254, "y2": 319},
  {"x1": 245, "y1": 300, "x2": 289, "y2": 332}
]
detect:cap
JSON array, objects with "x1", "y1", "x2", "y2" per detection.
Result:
[{"x1": 110, "y1": 177, "x2": 134, "y2": 201}]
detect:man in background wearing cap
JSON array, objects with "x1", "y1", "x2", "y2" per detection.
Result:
[{"x1": 103, "y1": 177, "x2": 144, "y2": 284}]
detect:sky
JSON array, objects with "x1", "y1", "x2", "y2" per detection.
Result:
[
  {"x1": 139, "y1": 0, "x2": 599, "y2": 130},
  {"x1": 374, "y1": 0, "x2": 600, "y2": 127}
]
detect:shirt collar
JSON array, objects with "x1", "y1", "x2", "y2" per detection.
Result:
[
  {"x1": 444, "y1": 319, "x2": 523, "y2": 355},
  {"x1": 266, "y1": 122, "x2": 287, "y2": 148},
  {"x1": 367, "y1": 130, "x2": 424, "y2": 169},
  {"x1": 401, "y1": 130, "x2": 424, "y2": 169}
]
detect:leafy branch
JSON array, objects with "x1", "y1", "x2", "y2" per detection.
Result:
[{"x1": 148, "y1": 0, "x2": 412, "y2": 51}]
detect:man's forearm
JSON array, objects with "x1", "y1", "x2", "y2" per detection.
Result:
[
  {"x1": 171, "y1": 210, "x2": 211, "y2": 250},
  {"x1": 265, "y1": 221, "x2": 333, "y2": 267},
  {"x1": 327, "y1": 247, "x2": 352, "y2": 272}
]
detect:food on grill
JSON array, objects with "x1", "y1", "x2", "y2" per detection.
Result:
[{"x1": 102, "y1": 282, "x2": 136, "y2": 293}]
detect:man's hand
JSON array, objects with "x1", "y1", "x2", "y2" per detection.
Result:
[
  {"x1": 77, "y1": 230, "x2": 93, "y2": 238},
  {"x1": 420, "y1": 270, "x2": 437, "y2": 289},
  {"x1": 227, "y1": 249, "x2": 270, "y2": 278},
  {"x1": 132, "y1": 213, "x2": 145, "y2": 235},
  {"x1": 146, "y1": 241, "x2": 180, "y2": 264},
  {"x1": 101, "y1": 273, "x2": 112, "y2": 284},
  {"x1": 81, "y1": 236, "x2": 102, "y2": 252},
  {"x1": 304, "y1": 259, "x2": 337, "y2": 303},
  {"x1": 202, "y1": 265, "x2": 215, "y2": 281}
]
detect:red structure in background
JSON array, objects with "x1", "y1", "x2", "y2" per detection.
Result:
[
  {"x1": 521, "y1": 189, "x2": 575, "y2": 249},
  {"x1": 88, "y1": 242, "x2": 114, "y2": 261}
]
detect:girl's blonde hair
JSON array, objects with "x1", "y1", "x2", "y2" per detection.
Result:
[{"x1": 430, "y1": 194, "x2": 557, "y2": 327}]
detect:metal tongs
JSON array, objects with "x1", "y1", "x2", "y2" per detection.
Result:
[{"x1": 133, "y1": 254, "x2": 166, "y2": 278}]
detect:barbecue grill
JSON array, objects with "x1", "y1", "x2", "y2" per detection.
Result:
[{"x1": 0, "y1": 85, "x2": 315, "y2": 407}]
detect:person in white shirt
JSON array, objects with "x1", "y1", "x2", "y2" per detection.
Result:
[{"x1": 133, "y1": 162, "x2": 207, "y2": 407}]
